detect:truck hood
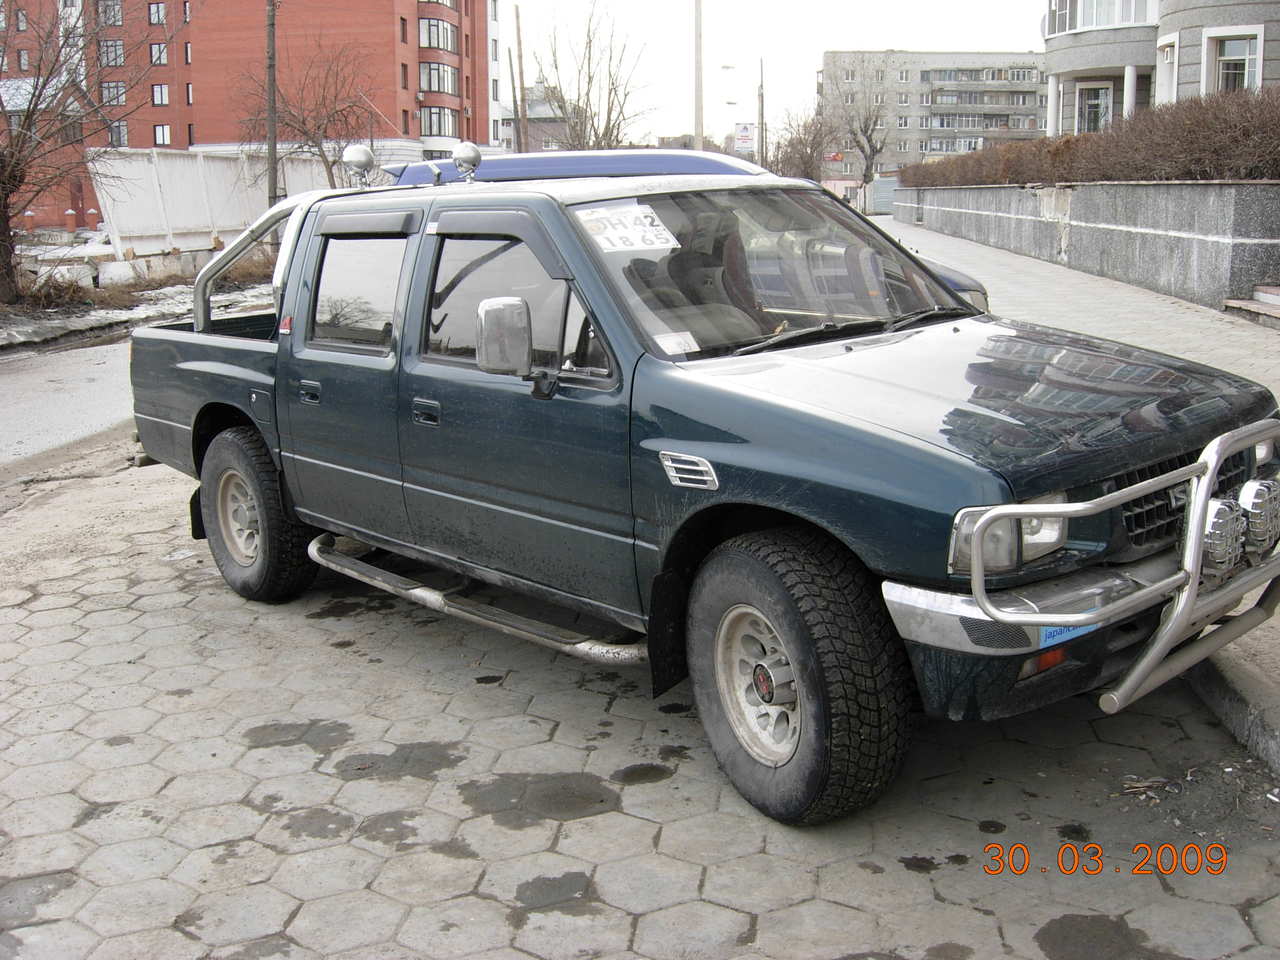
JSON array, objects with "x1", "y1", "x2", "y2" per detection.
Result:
[{"x1": 683, "y1": 316, "x2": 1276, "y2": 497}]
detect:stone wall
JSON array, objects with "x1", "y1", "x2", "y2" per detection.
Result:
[{"x1": 893, "y1": 181, "x2": 1280, "y2": 307}]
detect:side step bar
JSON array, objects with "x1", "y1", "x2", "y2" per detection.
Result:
[{"x1": 307, "y1": 535, "x2": 648, "y2": 666}]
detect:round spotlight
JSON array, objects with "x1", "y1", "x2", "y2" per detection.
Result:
[
  {"x1": 1201, "y1": 498, "x2": 1246, "y2": 583},
  {"x1": 1239, "y1": 479, "x2": 1280, "y2": 556}
]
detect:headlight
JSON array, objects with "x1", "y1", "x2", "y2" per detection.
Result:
[
  {"x1": 949, "y1": 492, "x2": 1068, "y2": 574},
  {"x1": 963, "y1": 290, "x2": 989, "y2": 314}
]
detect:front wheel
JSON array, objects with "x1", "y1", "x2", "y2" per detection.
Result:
[
  {"x1": 686, "y1": 528, "x2": 913, "y2": 824},
  {"x1": 199, "y1": 426, "x2": 317, "y2": 602}
]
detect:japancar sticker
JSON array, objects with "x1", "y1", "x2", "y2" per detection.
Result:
[{"x1": 576, "y1": 205, "x2": 681, "y2": 253}]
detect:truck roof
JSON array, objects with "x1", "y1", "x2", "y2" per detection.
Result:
[{"x1": 387, "y1": 149, "x2": 770, "y2": 186}]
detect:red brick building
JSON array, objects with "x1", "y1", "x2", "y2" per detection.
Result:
[{"x1": 3, "y1": 0, "x2": 494, "y2": 229}]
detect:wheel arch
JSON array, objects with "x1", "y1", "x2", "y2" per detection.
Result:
[
  {"x1": 646, "y1": 502, "x2": 873, "y2": 696},
  {"x1": 192, "y1": 403, "x2": 261, "y2": 474}
]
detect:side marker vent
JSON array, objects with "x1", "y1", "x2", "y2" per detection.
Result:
[{"x1": 659, "y1": 452, "x2": 719, "y2": 491}]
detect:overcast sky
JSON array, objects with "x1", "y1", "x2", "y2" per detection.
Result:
[{"x1": 496, "y1": 0, "x2": 1046, "y2": 145}]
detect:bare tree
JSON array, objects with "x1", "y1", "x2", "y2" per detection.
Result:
[
  {"x1": 240, "y1": 38, "x2": 381, "y2": 188},
  {"x1": 535, "y1": 2, "x2": 641, "y2": 151},
  {"x1": 830, "y1": 54, "x2": 891, "y2": 209},
  {"x1": 0, "y1": 1, "x2": 183, "y2": 303},
  {"x1": 764, "y1": 109, "x2": 833, "y2": 181}
]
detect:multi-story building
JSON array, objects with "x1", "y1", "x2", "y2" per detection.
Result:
[
  {"x1": 1042, "y1": 0, "x2": 1280, "y2": 135},
  {"x1": 2, "y1": 0, "x2": 498, "y2": 228},
  {"x1": 818, "y1": 50, "x2": 1048, "y2": 199},
  {"x1": 494, "y1": 79, "x2": 571, "y2": 152}
]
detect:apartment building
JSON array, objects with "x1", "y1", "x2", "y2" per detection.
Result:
[
  {"x1": 2, "y1": 0, "x2": 497, "y2": 228},
  {"x1": 1042, "y1": 0, "x2": 1280, "y2": 135},
  {"x1": 818, "y1": 50, "x2": 1048, "y2": 197}
]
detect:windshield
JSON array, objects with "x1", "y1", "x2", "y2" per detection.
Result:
[{"x1": 572, "y1": 187, "x2": 959, "y2": 359}]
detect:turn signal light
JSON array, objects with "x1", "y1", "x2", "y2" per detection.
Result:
[{"x1": 1017, "y1": 646, "x2": 1068, "y2": 681}]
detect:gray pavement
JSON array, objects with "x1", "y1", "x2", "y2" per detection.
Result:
[{"x1": 0, "y1": 225, "x2": 1278, "y2": 959}]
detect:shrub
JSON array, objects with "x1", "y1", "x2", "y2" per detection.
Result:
[{"x1": 899, "y1": 88, "x2": 1280, "y2": 187}]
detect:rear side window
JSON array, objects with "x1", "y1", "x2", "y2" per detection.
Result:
[
  {"x1": 427, "y1": 237, "x2": 566, "y2": 365},
  {"x1": 310, "y1": 236, "x2": 409, "y2": 351}
]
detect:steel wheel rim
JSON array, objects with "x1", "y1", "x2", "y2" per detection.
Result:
[
  {"x1": 216, "y1": 469, "x2": 260, "y2": 567},
  {"x1": 713, "y1": 603, "x2": 802, "y2": 766}
]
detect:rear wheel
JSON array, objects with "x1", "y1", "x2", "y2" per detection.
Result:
[
  {"x1": 200, "y1": 426, "x2": 317, "y2": 602},
  {"x1": 686, "y1": 527, "x2": 913, "y2": 824}
]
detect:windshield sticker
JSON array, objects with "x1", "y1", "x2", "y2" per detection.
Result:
[
  {"x1": 654, "y1": 331, "x2": 700, "y2": 355},
  {"x1": 577, "y1": 205, "x2": 681, "y2": 253}
]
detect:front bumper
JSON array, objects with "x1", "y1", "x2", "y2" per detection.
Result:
[{"x1": 883, "y1": 418, "x2": 1280, "y2": 717}]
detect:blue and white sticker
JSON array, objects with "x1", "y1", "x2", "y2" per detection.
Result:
[{"x1": 1038, "y1": 621, "x2": 1100, "y2": 649}]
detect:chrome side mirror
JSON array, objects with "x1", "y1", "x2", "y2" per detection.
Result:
[{"x1": 476, "y1": 297, "x2": 532, "y2": 378}]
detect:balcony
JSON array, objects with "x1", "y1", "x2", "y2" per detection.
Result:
[{"x1": 1043, "y1": 0, "x2": 1158, "y2": 39}]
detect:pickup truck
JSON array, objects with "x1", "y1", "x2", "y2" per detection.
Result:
[{"x1": 131, "y1": 145, "x2": 1280, "y2": 825}]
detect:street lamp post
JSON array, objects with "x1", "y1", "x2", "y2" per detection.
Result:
[
  {"x1": 693, "y1": 0, "x2": 703, "y2": 151},
  {"x1": 266, "y1": 0, "x2": 279, "y2": 207}
]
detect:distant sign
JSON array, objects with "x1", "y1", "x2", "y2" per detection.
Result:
[
  {"x1": 734, "y1": 123, "x2": 756, "y2": 155},
  {"x1": 824, "y1": 152, "x2": 844, "y2": 162}
]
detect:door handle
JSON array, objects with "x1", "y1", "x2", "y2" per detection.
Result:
[
  {"x1": 299, "y1": 380, "x2": 321, "y2": 404},
  {"x1": 412, "y1": 398, "x2": 441, "y2": 426}
]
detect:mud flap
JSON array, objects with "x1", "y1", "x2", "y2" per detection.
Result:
[
  {"x1": 647, "y1": 569, "x2": 689, "y2": 697},
  {"x1": 190, "y1": 489, "x2": 206, "y2": 540}
]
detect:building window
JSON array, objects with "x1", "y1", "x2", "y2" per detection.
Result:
[
  {"x1": 97, "y1": 0, "x2": 122, "y2": 25},
  {"x1": 108, "y1": 120, "x2": 128, "y2": 147},
  {"x1": 874, "y1": 117, "x2": 885, "y2": 128},
  {"x1": 872, "y1": 92, "x2": 884, "y2": 105},
  {"x1": 15, "y1": 9, "x2": 25, "y2": 29},
  {"x1": 842, "y1": 161, "x2": 857, "y2": 175},
  {"x1": 401, "y1": 63, "x2": 408, "y2": 89},
  {"x1": 492, "y1": 0, "x2": 497, "y2": 18},
  {"x1": 148, "y1": 2, "x2": 165, "y2": 24},
  {"x1": 187, "y1": 123, "x2": 194, "y2": 144},
  {"x1": 17, "y1": 49, "x2": 28, "y2": 71},
  {"x1": 897, "y1": 140, "x2": 909, "y2": 151},
  {"x1": 400, "y1": 17, "x2": 407, "y2": 43},
  {"x1": 154, "y1": 124, "x2": 171, "y2": 146},
  {"x1": 186, "y1": 82, "x2": 192, "y2": 104},
  {"x1": 1075, "y1": 82, "x2": 1112, "y2": 133},
  {"x1": 1009, "y1": 68, "x2": 1035, "y2": 82},
  {"x1": 402, "y1": 109, "x2": 410, "y2": 134},
  {"x1": 183, "y1": 1, "x2": 189, "y2": 21},
  {"x1": 1214, "y1": 35, "x2": 1260, "y2": 91},
  {"x1": 842, "y1": 69, "x2": 854, "y2": 82},
  {"x1": 150, "y1": 42, "x2": 167, "y2": 65},
  {"x1": 918, "y1": 116, "x2": 930, "y2": 128},
  {"x1": 421, "y1": 61, "x2": 459, "y2": 94},
  {"x1": 897, "y1": 92, "x2": 909, "y2": 105},
  {"x1": 184, "y1": 42, "x2": 191, "y2": 63},
  {"x1": 843, "y1": 92, "x2": 854, "y2": 105},
  {"x1": 492, "y1": 78, "x2": 499, "y2": 100},
  {"x1": 491, "y1": 38, "x2": 497, "y2": 61},
  {"x1": 874, "y1": 69, "x2": 885, "y2": 82},
  {"x1": 920, "y1": 92, "x2": 931, "y2": 105},
  {"x1": 423, "y1": 105, "x2": 459, "y2": 137},
  {"x1": 99, "y1": 39, "x2": 124, "y2": 67},
  {"x1": 492, "y1": 118, "x2": 499, "y2": 140},
  {"x1": 420, "y1": 18, "x2": 458, "y2": 52},
  {"x1": 897, "y1": 115, "x2": 909, "y2": 127},
  {"x1": 101, "y1": 81, "x2": 125, "y2": 106},
  {"x1": 1011, "y1": 93, "x2": 1030, "y2": 106},
  {"x1": 151, "y1": 83, "x2": 168, "y2": 105}
]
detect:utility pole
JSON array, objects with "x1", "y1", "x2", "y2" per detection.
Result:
[
  {"x1": 757, "y1": 58, "x2": 766, "y2": 164},
  {"x1": 507, "y1": 49, "x2": 522, "y2": 152},
  {"x1": 514, "y1": 5, "x2": 529, "y2": 153},
  {"x1": 693, "y1": 0, "x2": 703, "y2": 150},
  {"x1": 265, "y1": 0, "x2": 279, "y2": 206}
]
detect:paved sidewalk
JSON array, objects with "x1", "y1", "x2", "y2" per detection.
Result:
[
  {"x1": 878, "y1": 216, "x2": 1280, "y2": 775},
  {"x1": 0, "y1": 446, "x2": 1277, "y2": 959}
]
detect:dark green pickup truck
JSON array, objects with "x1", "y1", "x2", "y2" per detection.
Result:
[{"x1": 131, "y1": 146, "x2": 1280, "y2": 824}]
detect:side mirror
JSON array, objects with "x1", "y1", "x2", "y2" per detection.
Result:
[{"x1": 476, "y1": 297, "x2": 532, "y2": 378}]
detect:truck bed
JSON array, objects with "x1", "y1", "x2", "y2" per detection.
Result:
[{"x1": 131, "y1": 311, "x2": 280, "y2": 479}]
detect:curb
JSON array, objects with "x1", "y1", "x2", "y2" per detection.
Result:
[
  {"x1": 0, "y1": 310, "x2": 186, "y2": 356},
  {"x1": 1187, "y1": 653, "x2": 1280, "y2": 777}
]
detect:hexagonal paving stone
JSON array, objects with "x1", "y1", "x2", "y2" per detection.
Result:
[
  {"x1": 159, "y1": 768, "x2": 255, "y2": 808},
  {"x1": 73, "y1": 797, "x2": 181, "y2": 845},
  {"x1": 658, "y1": 811, "x2": 764, "y2": 865},
  {"x1": 0, "y1": 831, "x2": 95, "y2": 877},
  {"x1": 372, "y1": 848, "x2": 485, "y2": 905},
  {"x1": 77, "y1": 877, "x2": 196, "y2": 937},
  {"x1": 2, "y1": 730, "x2": 90, "y2": 766},
  {"x1": 2, "y1": 919, "x2": 100, "y2": 960},
  {"x1": 350, "y1": 807, "x2": 459, "y2": 856},
  {"x1": 175, "y1": 883, "x2": 298, "y2": 945},
  {"x1": 704, "y1": 852, "x2": 817, "y2": 914},
  {"x1": 879, "y1": 901, "x2": 1007, "y2": 960},
  {"x1": 244, "y1": 771, "x2": 341, "y2": 814},
  {"x1": 470, "y1": 714, "x2": 556, "y2": 750},
  {"x1": 593, "y1": 852, "x2": 701, "y2": 913},
  {"x1": 255, "y1": 804, "x2": 359, "y2": 854},
  {"x1": 819, "y1": 853, "x2": 935, "y2": 914},
  {"x1": 86, "y1": 927, "x2": 208, "y2": 960},
  {"x1": 170, "y1": 840, "x2": 280, "y2": 894},
  {"x1": 0, "y1": 872, "x2": 97, "y2": 926},
  {"x1": 1165, "y1": 852, "x2": 1278, "y2": 906},
  {"x1": 3, "y1": 793, "x2": 87, "y2": 837},
  {"x1": 619, "y1": 775, "x2": 720, "y2": 823},
  {"x1": 514, "y1": 901, "x2": 635, "y2": 960},
  {"x1": 79, "y1": 837, "x2": 186, "y2": 886},
  {"x1": 479, "y1": 851, "x2": 594, "y2": 907},
  {"x1": 8, "y1": 703, "x2": 89, "y2": 736},
  {"x1": 754, "y1": 899, "x2": 878, "y2": 960},
  {"x1": 288, "y1": 890, "x2": 406, "y2": 953},
  {"x1": 398, "y1": 896, "x2": 515, "y2": 958},
  {"x1": 456, "y1": 813, "x2": 558, "y2": 861},
  {"x1": 1126, "y1": 899, "x2": 1256, "y2": 959},
  {"x1": 554, "y1": 810, "x2": 658, "y2": 863},
  {"x1": 167, "y1": 803, "x2": 266, "y2": 849},
  {"x1": 1, "y1": 760, "x2": 90, "y2": 799},
  {"x1": 635, "y1": 900, "x2": 753, "y2": 960},
  {"x1": 1091, "y1": 713, "x2": 1187, "y2": 750},
  {"x1": 272, "y1": 844, "x2": 383, "y2": 900},
  {"x1": 334, "y1": 776, "x2": 434, "y2": 817},
  {"x1": 154, "y1": 736, "x2": 244, "y2": 773},
  {"x1": 1253, "y1": 896, "x2": 1280, "y2": 948},
  {"x1": 207, "y1": 935, "x2": 319, "y2": 960},
  {"x1": 75, "y1": 706, "x2": 161, "y2": 740},
  {"x1": 77, "y1": 733, "x2": 166, "y2": 770}
]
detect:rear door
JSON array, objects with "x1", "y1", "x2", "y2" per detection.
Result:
[
  {"x1": 278, "y1": 205, "x2": 423, "y2": 543},
  {"x1": 397, "y1": 205, "x2": 639, "y2": 619}
]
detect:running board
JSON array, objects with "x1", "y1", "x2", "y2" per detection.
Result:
[{"x1": 307, "y1": 535, "x2": 647, "y2": 666}]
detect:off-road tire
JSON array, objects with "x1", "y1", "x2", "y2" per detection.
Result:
[
  {"x1": 200, "y1": 426, "x2": 317, "y2": 602},
  {"x1": 686, "y1": 527, "x2": 913, "y2": 824}
]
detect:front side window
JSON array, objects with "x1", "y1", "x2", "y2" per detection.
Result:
[
  {"x1": 573, "y1": 188, "x2": 955, "y2": 360},
  {"x1": 419, "y1": 18, "x2": 457, "y2": 52},
  {"x1": 427, "y1": 237, "x2": 568, "y2": 367},
  {"x1": 311, "y1": 236, "x2": 408, "y2": 351},
  {"x1": 1216, "y1": 37, "x2": 1258, "y2": 91}
]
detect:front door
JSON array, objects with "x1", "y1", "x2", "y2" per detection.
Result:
[
  {"x1": 397, "y1": 209, "x2": 638, "y2": 619},
  {"x1": 279, "y1": 206, "x2": 423, "y2": 543}
]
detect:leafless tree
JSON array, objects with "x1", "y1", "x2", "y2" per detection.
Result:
[
  {"x1": 535, "y1": 2, "x2": 641, "y2": 151},
  {"x1": 764, "y1": 109, "x2": 834, "y2": 181},
  {"x1": 829, "y1": 54, "x2": 891, "y2": 208},
  {"x1": 0, "y1": 1, "x2": 184, "y2": 303},
  {"x1": 240, "y1": 38, "x2": 382, "y2": 188}
]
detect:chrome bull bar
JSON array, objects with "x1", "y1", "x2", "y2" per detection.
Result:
[{"x1": 969, "y1": 418, "x2": 1280, "y2": 714}]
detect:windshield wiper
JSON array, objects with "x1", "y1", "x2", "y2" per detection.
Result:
[
  {"x1": 886, "y1": 305, "x2": 978, "y2": 332},
  {"x1": 731, "y1": 319, "x2": 884, "y2": 356}
]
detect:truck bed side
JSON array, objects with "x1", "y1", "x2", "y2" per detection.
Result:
[{"x1": 131, "y1": 313, "x2": 280, "y2": 479}]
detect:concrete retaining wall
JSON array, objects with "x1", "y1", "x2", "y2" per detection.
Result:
[{"x1": 893, "y1": 181, "x2": 1280, "y2": 308}]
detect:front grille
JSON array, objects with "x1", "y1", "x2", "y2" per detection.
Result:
[{"x1": 1110, "y1": 450, "x2": 1251, "y2": 549}]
